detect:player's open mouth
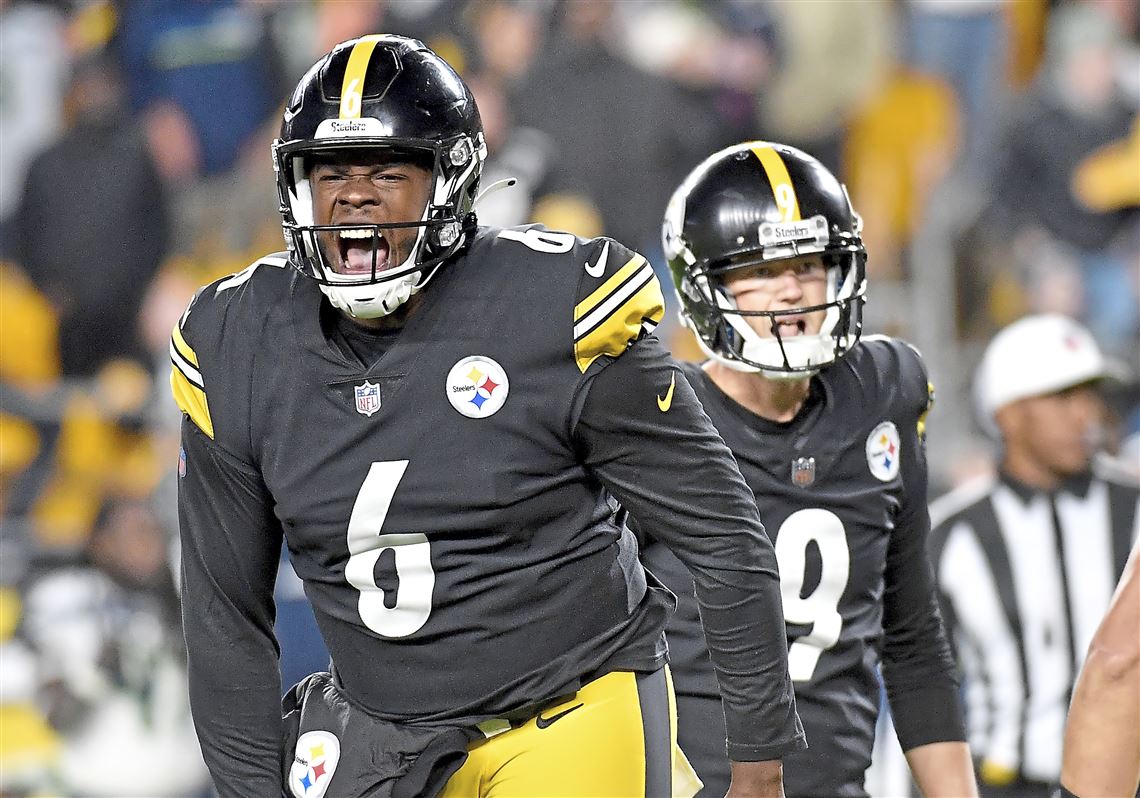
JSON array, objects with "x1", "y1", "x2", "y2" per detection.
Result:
[
  {"x1": 337, "y1": 228, "x2": 391, "y2": 274},
  {"x1": 774, "y1": 318, "x2": 807, "y2": 337}
]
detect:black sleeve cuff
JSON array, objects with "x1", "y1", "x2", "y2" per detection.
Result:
[
  {"x1": 888, "y1": 685, "x2": 967, "y2": 750},
  {"x1": 727, "y1": 730, "x2": 808, "y2": 763}
]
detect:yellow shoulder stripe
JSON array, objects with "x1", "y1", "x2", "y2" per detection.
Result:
[
  {"x1": 169, "y1": 322, "x2": 214, "y2": 439},
  {"x1": 171, "y1": 324, "x2": 198, "y2": 368},
  {"x1": 171, "y1": 369, "x2": 214, "y2": 439},
  {"x1": 573, "y1": 255, "x2": 664, "y2": 373},
  {"x1": 575, "y1": 254, "x2": 645, "y2": 323},
  {"x1": 917, "y1": 380, "x2": 935, "y2": 440},
  {"x1": 751, "y1": 144, "x2": 801, "y2": 222}
]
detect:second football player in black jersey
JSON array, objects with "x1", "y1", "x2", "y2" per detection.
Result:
[
  {"x1": 171, "y1": 36, "x2": 804, "y2": 798},
  {"x1": 642, "y1": 142, "x2": 977, "y2": 797}
]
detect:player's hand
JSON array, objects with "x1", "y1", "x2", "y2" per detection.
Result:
[{"x1": 726, "y1": 759, "x2": 785, "y2": 798}]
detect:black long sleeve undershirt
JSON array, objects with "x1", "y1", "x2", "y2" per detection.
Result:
[{"x1": 574, "y1": 337, "x2": 805, "y2": 761}]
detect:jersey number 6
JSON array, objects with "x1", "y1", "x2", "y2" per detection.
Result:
[
  {"x1": 775, "y1": 508, "x2": 850, "y2": 682},
  {"x1": 344, "y1": 461, "x2": 435, "y2": 637}
]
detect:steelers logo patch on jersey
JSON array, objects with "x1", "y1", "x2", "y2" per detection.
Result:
[
  {"x1": 289, "y1": 730, "x2": 340, "y2": 798},
  {"x1": 446, "y1": 356, "x2": 509, "y2": 418},
  {"x1": 865, "y1": 421, "x2": 901, "y2": 482}
]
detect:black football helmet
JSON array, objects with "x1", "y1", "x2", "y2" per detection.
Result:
[
  {"x1": 274, "y1": 34, "x2": 486, "y2": 318},
  {"x1": 662, "y1": 141, "x2": 866, "y2": 376}
]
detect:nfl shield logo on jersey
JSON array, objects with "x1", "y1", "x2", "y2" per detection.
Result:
[
  {"x1": 791, "y1": 456, "x2": 816, "y2": 487},
  {"x1": 354, "y1": 381, "x2": 381, "y2": 417},
  {"x1": 289, "y1": 730, "x2": 340, "y2": 798},
  {"x1": 866, "y1": 421, "x2": 901, "y2": 482}
]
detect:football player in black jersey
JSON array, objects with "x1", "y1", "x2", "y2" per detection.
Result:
[
  {"x1": 642, "y1": 142, "x2": 978, "y2": 797},
  {"x1": 171, "y1": 36, "x2": 804, "y2": 798}
]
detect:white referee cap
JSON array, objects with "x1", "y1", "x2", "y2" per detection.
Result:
[{"x1": 975, "y1": 314, "x2": 1114, "y2": 438}]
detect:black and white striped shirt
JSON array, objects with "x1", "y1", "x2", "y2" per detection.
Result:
[{"x1": 930, "y1": 456, "x2": 1139, "y2": 783}]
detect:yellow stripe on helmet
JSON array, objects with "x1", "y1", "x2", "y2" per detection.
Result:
[
  {"x1": 751, "y1": 144, "x2": 801, "y2": 222},
  {"x1": 340, "y1": 35, "x2": 385, "y2": 120}
]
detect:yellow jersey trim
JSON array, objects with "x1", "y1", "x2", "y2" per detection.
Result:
[
  {"x1": 574, "y1": 254, "x2": 646, "y2": 323},
  {"x1": 573, "y1": 256, "x2": 664, "y2": 373},
  {"x1": 171, "y1": 368, "x2": 214, "y2": 439},
  {"x1": 917, "y1": 380, "x2": 935, "y2": 440},
  {"x1": 171, "y1": 324, "x2": 198, "y2": 368},
  {"x1": 169, "y1": 322, "x2": 213, "y2": 439}
]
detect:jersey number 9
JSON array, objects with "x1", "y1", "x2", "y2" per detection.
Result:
[{"x1": 775, "y1": 508, "x2": 850, "y2": 682}]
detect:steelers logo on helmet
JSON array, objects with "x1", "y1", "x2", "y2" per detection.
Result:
[
  {"x1": 446, "y1": 356, "x2": 509, "y2": 418},
  {"x1": 866, "y1": 421, "x2": 901, "y2": 482}
]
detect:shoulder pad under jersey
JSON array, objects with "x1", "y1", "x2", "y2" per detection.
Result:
[{"x1": 169, "y1": 253, "x2": 290, "y2": 440}]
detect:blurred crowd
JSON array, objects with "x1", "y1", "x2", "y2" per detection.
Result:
[{"x1": 0, "y1": 0, "x2": 1136, "y2": 795}]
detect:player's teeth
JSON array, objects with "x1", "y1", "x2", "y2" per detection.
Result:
[{"x1": 339, "y1": 229, "x2": 374, "y2": 239}]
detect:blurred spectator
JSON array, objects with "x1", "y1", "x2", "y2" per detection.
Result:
[
  {"x1": 13, "y1": 53, "x2": 168, "y2": 379},
  {"x1": 115, "y1": 0, "x2": 282, "y2": 181},
  {"x1": 757, "y1": 0, "x2": 896, "y2": 176},
  {"x1": 931, "y1": 314, "x2": 1139, "y2": 797},
  {"x1": 1005, "y1": 0, "x2": 1051, "y2": 91},
  {"x1": 311, "y1": 0, "x2": 384, "y2": 60},
  {"x1": 513, "y1": 0, "x2": 717, "y2": 258},
  {"x1": 618, "y1": 0, "x2": 777, "y2": 148},
  {"x1": 285, "y1": 0, "x2": 463, "y2": 79},
  {"x1": 1120, "y1": 431, "x2": 1140, "y2": 479},
  {"x1": 903, "y1": 0, "x2": 1009, "y2": 181},
  {"x1": 19, "y1": 495, "x2": 209, "y2": 795},
  {"x1": 6, "y1": 49, "x2": 164, "y2": 536},
  {"x1": 988, "y1": 1, "x2": 1138, "y2": 354},
  {"x1": 844, "y1": 68, "x2": 961, "y2": 285},
  {"x1": 465, "y1": 72, "x2": 598, "y2": 233},
  {"x1": 0, "y1": 0, "x2": 70, "y2": 259},
  {"x1": 0, "y1": 585, "x2": 58, "y2": 793},
  {"x1": 465, "y1": 0, "x2": 548, "y2": 86},
  {"x1": 113, "y1": 0, "x2": 285, "y2": 255}
]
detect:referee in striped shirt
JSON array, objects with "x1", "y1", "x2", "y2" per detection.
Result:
[{"x1": 931, "y1": 314, "x2": 1139, "y2": 797}]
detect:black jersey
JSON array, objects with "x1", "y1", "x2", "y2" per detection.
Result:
[
  {"x1": 172, "y1": 227, "x2": 804, "y2": 794},
  {"x1": 643, "y1": 337, "x2": 963, "y2": 797}
]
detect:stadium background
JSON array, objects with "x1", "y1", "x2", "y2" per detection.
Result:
[{"x1": 0, "y1": 0, "x2": 1136, "y2": 794}]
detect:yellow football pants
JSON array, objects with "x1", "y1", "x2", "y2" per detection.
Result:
[{"x1": 440, "y1": 668, "x2": 702, "y2": 798}]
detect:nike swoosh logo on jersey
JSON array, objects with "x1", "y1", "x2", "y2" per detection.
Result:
[
  {"x1": 535, "y1": 702, "x2": 584, "y2": 729},
  {"x1": 657, "y1": 371, "x2": 676, "y2": 412},
  {"x1": 584, "y1": 241, "x2": 609, "y2": 278}
]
